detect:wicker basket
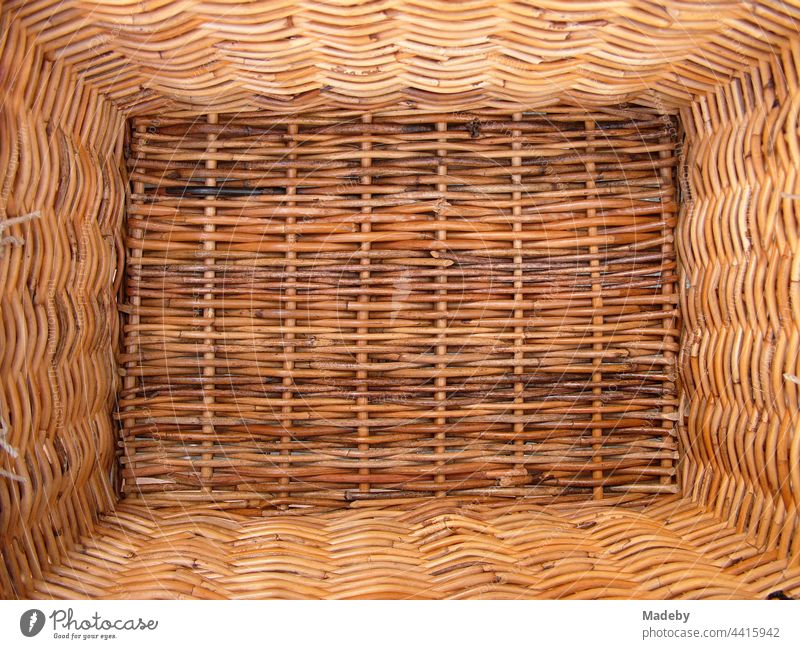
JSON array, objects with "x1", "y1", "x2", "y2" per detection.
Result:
[{"x1": 1, "y1": 1, "x2": 799, "y2": 600}]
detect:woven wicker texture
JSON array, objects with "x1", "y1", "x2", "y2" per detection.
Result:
[
  {"x1": 2, "y1": 1, "x2": 800, "y2": 601},
  {"x1": 121, "y1": 108, "x2": 679, "y2": 504},
  {"x1": 5, "y1": 1, "x2": 800, "y2": 114},
  {"x1": 28, "y1": 497, "x2": 800, "y2": 599},
  {"x1": 677, "y1": 51, "x2": 800, "y2": 563},
  {"x1": 0, "y1": 16, "x2": 125, "y2": 597}
]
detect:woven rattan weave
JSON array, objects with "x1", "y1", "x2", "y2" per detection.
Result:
[
  {"x1": 1, "y1": 1, "x2": 800, "y2": 599},
  {"x1": 121, "y1": 108, "x2": 679, "y2": 505}
]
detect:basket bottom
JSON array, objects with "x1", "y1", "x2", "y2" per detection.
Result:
[{"x1": 30, "y1": 497, "x2": 800, "y2": 599}]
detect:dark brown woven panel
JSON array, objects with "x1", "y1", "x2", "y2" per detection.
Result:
[{"x1": 120, "y1": 108, "x2": 679, "y2": 507}]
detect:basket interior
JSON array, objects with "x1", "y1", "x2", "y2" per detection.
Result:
[
  {"x1": 121, "y1": 108, "x2": 678, "y2": 506},
  {"x1": 1, "y1": 1, "x2": 800, "y2": 599}
]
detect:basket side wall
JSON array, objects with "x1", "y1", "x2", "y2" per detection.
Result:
[
  {"x1": 0, "y1": 13, "x2": 125, "y2": 597},
  {"x1": 678, "y1": 52, "x2": 800, "y2": 563}
]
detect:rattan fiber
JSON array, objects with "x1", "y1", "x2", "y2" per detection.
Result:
[
  {"x1": 28, "y1": 497, "x2": 800, "y2": 600},
  {"x1": 6, "y1": 1, "x2": 800, "y2": 114},
  {"x1": 120, "y1": 108, "x2": 679, "y2": 505},
  {"x1": 1, "y1": 1, "x2": 800, "y2": 600}
]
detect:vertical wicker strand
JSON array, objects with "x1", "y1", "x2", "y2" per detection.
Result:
[
  {"x1": 357, "y1": 114, "x2": 372, "y2": 495},
  {"x1": 123, "y1": 123, "x2": 146, "y2": 495},
  {"x1": 435, "y1": 121, "x2": 448, "y2": 496},
  {"x1": 586, "y1": 119, "x2": 604, "y2": 500},
  {"x1": 280, "y1": 123, "x2": 299, "y2": 506},
  {"x1": 512, "y1": 113, "x2": 525, "y2": 481},
  {"x1": 200, "y1": 113, "x2": 218, "y2": 493},
  {"x1": 659, "y1": 126, "x2": 676, "y2": 487}
]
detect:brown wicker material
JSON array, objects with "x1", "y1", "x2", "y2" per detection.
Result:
[
  {"x1": 5, "y1": 1, "x2": 800, "y2": 114},
  {"x1": 677, "y1": 51, "x2": 800, "y2": 563},
  {"x1": 121, "y1": 108, "x2": 679, "y2": 505},
  {"x1": 1, "y1": 1, "x2": 800, "y2": 600},
  {"x1": 0, "y1": 14, "x2": 125, "y2": 598},
  {"x1": 28, "y1": 497, "x2": 800, "y2": 599}
]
